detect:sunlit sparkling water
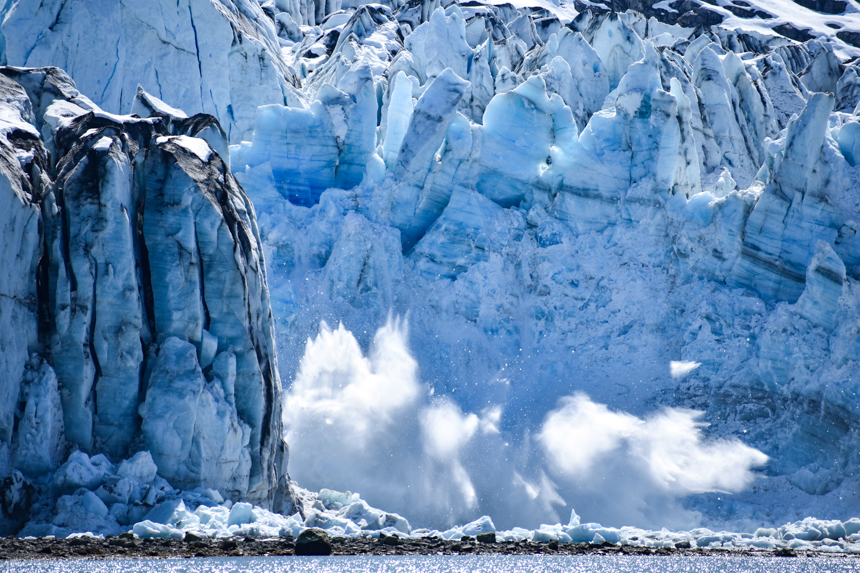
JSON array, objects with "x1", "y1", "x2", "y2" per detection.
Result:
[{"x1": 5, "y1": 555, "x2": 859, "y2": 573}]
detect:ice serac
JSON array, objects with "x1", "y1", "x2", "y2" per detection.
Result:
[
  {"x1": 590, "y1": 12, "x2": 644, "y2": 91},
  {"x1": 406, "y1": 6, "x2": 474, "y2": 84},
  {"x1": 729, "y1": 93, "x2": 840, "y2": 302},
  {"x1": 47, "y1": 117, "x2": 145, "y2": 456},
  {"x1": 411, "y1": 187, "x2": 525, "y2": 278},
  {"x1": 472, "y1": 75, "x2": 575, "y2": 208},
  {"x1": 141, "y1": 131, "x2": 286, "y2": 503},
  {"x1": 234, "y1": 63, "x2": 376, "y2": 206},
  {"x1": 547, "y1": 30, "x2": 610, "y2": 129},
  {"x1": 139, "y1": 337, "x2": 252, "y2": 497},
  {"x1": 0, "y1": 68, "x2": 292, "y2": 514},
  {"x1": 0, "y1": 0, "x2": 301, "y2": 142},
  {"x1": 692, "y1": 46, "x2": 758, "y2": 187},
  {"x1": 389, "y1": 68, "x2": 470, "y2": 249},
  {"x1": 794, "y1": 242, "x2": 846, "y2": 331},
  {"x1": 550, "y1": 63, "x2": 696, "y2": 233}
]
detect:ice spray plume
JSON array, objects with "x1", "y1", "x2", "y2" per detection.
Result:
[{"x1": 284, "y1": 318, "x2": 768, "y2": 530}]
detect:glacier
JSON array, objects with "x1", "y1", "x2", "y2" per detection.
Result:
[{"x1": 1, "y1": 0, "x2": 860, "y2": 549}]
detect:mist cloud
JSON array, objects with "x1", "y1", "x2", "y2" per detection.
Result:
[
  {"x1": 283, "y1": 318, "x2": 768, "y2": 530},
  {"x1": 538, "y1": 393, "x2": 769, "y2": 494}
]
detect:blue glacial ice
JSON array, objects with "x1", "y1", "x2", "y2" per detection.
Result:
[
  {"x1": 225, "y1": 0, "x2": 860, "y2": 533},
  {"x1": 2, "y1": 0, "x2": 860, "y2": 550}
]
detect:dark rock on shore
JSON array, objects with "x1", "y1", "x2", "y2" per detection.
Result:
[
  {"x1": 295, "y1": 529, "x2": 332, "y2": 556},
  {"x1": 477, "y1": 532, "x2": 496, "y2": 543}
]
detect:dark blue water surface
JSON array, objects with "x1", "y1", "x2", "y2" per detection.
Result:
[{"x1": 6, "y1": 555, "x2": 859, "y2": 573}]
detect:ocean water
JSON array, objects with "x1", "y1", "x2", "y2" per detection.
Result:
[{"x1": 5, "y1": 555, "x2": 859, "y2": 573}]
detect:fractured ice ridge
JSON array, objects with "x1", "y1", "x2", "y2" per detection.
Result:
[
  {"x1": 9, "y1": 448, "x2": 860, "y2": 555},
  {"x1": 0, "y1": 67, "x2": 291, "y2": 535},
  {"x1": 227, "y1": 0, "x2": 860, "y2": 528}
]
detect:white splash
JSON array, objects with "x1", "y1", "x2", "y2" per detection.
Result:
[
  {"x1": 670, "y1": 360, "x2": 702, "y2": 378},
  {"x1": 284, "y1": 320, "x2": 767, "y2": 530}
]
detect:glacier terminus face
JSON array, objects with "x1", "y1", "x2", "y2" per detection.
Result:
[{"x1": 2, "y1": 0, "x2": 860, "y2": 546}]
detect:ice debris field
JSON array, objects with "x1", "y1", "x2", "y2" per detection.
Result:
[
  {"x1": 3, "y1": 0, "x2": 860, "y2": 553},
  {"x1": 17, "y1": 449, "x2": 860, "y2": 555}
]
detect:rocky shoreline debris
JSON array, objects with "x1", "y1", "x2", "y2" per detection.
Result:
[{"x1": 1, "y1": 533, "x2": 858, "y2": 561}]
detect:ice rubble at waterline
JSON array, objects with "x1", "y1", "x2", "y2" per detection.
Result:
[
  {"x1": 13, "y1": 445, "x2": 860, "y2": 555},
  {"x1": 1, "y1": 0, "x2": 860, "y2": 544}
]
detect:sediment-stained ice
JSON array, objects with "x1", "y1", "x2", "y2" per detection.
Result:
[{"x1": 0, "y1": 68, "x2": 292, "y2": 535}]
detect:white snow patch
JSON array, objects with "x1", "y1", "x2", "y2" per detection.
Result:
[
  {"x1": 92, "y1": 136, "x2": 113, "y2": 152},
  {"x1": 156, "y1": 135, "x2": 213, "y2": 162}
]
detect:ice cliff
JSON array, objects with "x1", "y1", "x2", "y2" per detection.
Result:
[
  {"x1": 227, "y1": 0, "x2": 860, "y2": 529},
  {"x1": 0, "y1": 67, "x2": 291, "y2": 535},
  {"x1": 2, "y1": 0, "x2": 860, "y2": 537}
]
